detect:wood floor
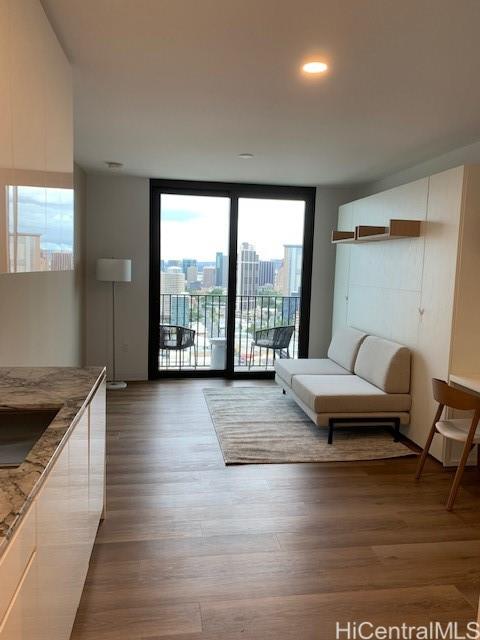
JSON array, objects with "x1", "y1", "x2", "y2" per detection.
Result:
[{"x1": 71, "y1": 379, "x2": 480, "y2": 640}]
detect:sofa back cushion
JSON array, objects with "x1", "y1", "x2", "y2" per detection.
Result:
[
  {"x1": 354, "y1": 336, "x2": 411, "y2": 393},
  {"x1": 327, "y1": 327, "x2": 368, "y2": 372}
]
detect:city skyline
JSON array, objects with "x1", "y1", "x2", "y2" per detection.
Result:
[{"x1": 161, "y1": 240, "x2": 303, "y2": 297}]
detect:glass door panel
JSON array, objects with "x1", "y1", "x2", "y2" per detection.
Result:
[
  {"x1": 235, "y1": 198, "x2": 306, "y2": 372},
  {"x1": 158, "y1": 194, "x2": 230, "y2": 371}
]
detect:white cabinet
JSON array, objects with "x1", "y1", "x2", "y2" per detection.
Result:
[
  {"x1": 331, "y1": 202, "x2": 353, "y2": 331},
  {"x1": 332, "y1": 165, "x2": 480, "y2": 463},
  {"x1": 89, "y1": 380, "x2": 106, "y2": 543},
  {"x1": 0, "y1": 379, "x2": 106, "y2": 640},
  {"x1": 36, "y1": 435, "x2": 76, "y2": 640},
  {"x1": 0, "y1": 552, "x2": 39, "y2": 640},
  {"x1": 0, "y1": 506, "x2": 37, "y2": 640},
  {"x1": 68, "y1": 409, "x2": 92, "y2": 609}
]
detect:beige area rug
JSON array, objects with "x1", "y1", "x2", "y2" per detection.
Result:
[{"x1": 203, "y1": 387, "x2": 416, "y2": 465}]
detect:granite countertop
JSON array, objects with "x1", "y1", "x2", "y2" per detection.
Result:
[{"x1": 0, "y1": 367, "x2": 105, "y2": 556}]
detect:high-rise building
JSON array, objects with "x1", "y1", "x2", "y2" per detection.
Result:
[
  {"x1": 160, "y1": 266, "x2": 187, "y2": 323},
  {"x1": 182, "y1": 259, "x2": 197, "y2": 275},
  {"x1": 186, "y1": 265, "x2": 198, "y2": 284},
  {"x1": 237, "y1": 242, "x2": 259, "y2": 296},
  {"x1": 47, "y1": 251, "x2": 74, "y2": 271},
  {"x1": 161, "y1": 266, "x2": 185, "y2": 294},
  {"x1": 170, "y1": 295, "x2": 190, "y2": 327},
  {"x1": 9, "y1": 233, "x2": 42, "y2": 272},
  {"x1": 202, "y1": 266, "x2": 216, "y2": 289},
  {"x1": 275, "y1": 262, "x2": 285, "y2": 293},
  {"x1": 258, "y1": 261, "x2": 275, "y2": 287},
  {"x1": 283, "y1": 245, "x2": 303, "y2": 296},
  {"x1": 215, "y1": 252, "x2": 228, "y2": 288}
]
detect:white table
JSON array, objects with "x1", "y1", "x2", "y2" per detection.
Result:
[
  {"x1": 210, "y1": 337, "x2": 227, "y2": 369},
  {"x1": 449, "y1": 374, "x2": 480, "y2": 395}
]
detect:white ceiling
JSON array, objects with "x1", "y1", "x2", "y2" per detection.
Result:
[{"x1": 42, "y1": 0, "x2": 480, "y2": 185}]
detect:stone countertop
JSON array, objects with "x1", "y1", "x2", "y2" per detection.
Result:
[{"x1": 0, "y1": 367, "x2": 105, "y2": 556}]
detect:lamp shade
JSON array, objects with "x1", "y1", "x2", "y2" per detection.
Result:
[{"x1": 96, "y1": 258, "x2": 132, "y2": 282}]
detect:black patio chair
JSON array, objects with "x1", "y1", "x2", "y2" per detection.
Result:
[
  {"x1": 248, "y1": 325, "x2": 295, "y2": 370},
  {"x1": 159, "y1": 325, "x2": 197, "y2": 369}
]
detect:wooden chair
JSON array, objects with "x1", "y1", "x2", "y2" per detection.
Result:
[{"x1": 416, "y1": 378, "x2": 480, "y2": 510}]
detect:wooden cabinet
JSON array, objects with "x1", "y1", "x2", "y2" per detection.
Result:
[{"x1": 0, "y1": 379, "x2": 106, "y2": 640}]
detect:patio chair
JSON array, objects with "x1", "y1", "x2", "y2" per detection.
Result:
[
  {"x1": 249, "y1": 325, "x2": 295, "y2": 370},
  {"x1": 159, "y1": 325, "x2": 197, "y2": 369}
]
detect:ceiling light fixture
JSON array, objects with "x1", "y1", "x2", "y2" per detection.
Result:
[
  {"x1": 105, "y1": 161, "x2": 124, "y2": 169},
  {"x1": 302, "y1": 61, "x2": 328, "y2": 74},
  {"x1": 238, "y1": 153, "x2": 254, "y2": 159}
]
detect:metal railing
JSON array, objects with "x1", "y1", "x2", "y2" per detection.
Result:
[{"x1": 158, "y1": 293, "x2": 300, "y2": 370}]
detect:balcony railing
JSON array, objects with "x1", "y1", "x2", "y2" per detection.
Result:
[{"x1": 158, "y1": 293, "x2": 300, "y2": 370}]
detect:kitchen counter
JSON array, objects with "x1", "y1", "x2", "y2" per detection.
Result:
[{"x1": 0, "y1": 367, "x2": 105, "y2": 555}]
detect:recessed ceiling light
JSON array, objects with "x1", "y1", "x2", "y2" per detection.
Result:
[
  {"x1": 302, "y1": 61, "x2": 328, "y2": 74},
  {"x1": 238, "y1": 153, "x2": 254, "y2": 159},
  {"x1": 105, "y1": 161, "x2": 123, "y2": 169}
]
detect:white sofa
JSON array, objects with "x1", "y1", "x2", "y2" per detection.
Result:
[{"x1": 275, "y1": 327, "x2": 412, "y2": 443}]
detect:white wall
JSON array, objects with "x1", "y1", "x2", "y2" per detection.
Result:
[
  {"x1": 85, "y1": 174, "x2": 149, "y2": 380},
  {"x1": 0, "y1": 0, "x2": 83, "y2": 367},
  {"x1": 84, "y1": 174, "x2": 352, "y2": 378},
  {"x1": 360, "y1": 138, "x2": 480, "y2": 195}
]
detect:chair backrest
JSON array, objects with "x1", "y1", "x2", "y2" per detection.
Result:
[
  {"x1": 328, "y1": 326, "x2": 368, "y2": 372},
  {"x1": 272, "y1": 325, "x2": 295, "y2": 349},
  {"x1": 159, "y1": 325, "x2": 195, "y2": 349},
  {"x1": 432, "y1": 378, "x2": 480, "y2": 411}
]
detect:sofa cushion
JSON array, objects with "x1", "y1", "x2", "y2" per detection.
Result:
[
  {"x1": 354, "y1": 336, "x2": 411, "y2": 393},
  {"x1": 291, "y1": 374, "x2": 412, "y2": 414},
  {"x1": 275, "y1": 358, "x2": 349, "y2": 386},
  {"x1": 327, "y1": 327, "x2": 368, "y2": 372}
]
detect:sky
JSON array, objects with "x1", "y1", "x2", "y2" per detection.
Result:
[
  {"x1": 160, "y1": 194, "x2": 305, "y2": 262},
  {"x1": 9, "y1": 185, "x2": 74, "y2": 252}
]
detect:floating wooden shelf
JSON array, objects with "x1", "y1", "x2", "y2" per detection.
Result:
[
  {"x1": 331, "y1": 219, "x2": 421, "y2": 244},
  {"x1": 331, "y1": 230, "x2": 355, "y2": 243}
]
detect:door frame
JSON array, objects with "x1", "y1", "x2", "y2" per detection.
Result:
[{"x1": 149, "y1": 178, "x2": 316, "y2": 379}]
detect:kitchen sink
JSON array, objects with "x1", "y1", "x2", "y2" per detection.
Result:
[{"x1": 0, "y1": 408, "x2": 60, "y2": 468}]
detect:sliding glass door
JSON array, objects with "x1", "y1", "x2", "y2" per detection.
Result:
[
  {"x1": 149, "y1": 180, "x2": 315, "y2": 378},
  {"x1": 235, "y1": 198, "x2": 305, "y2": 371},
  {"x1": 157, "y1": 193, "x2": 230, "y2": 371}
]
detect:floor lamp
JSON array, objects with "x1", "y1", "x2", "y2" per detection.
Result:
[{"x1": 96, "y1": 258, "x2": 132, "y2": 390}]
